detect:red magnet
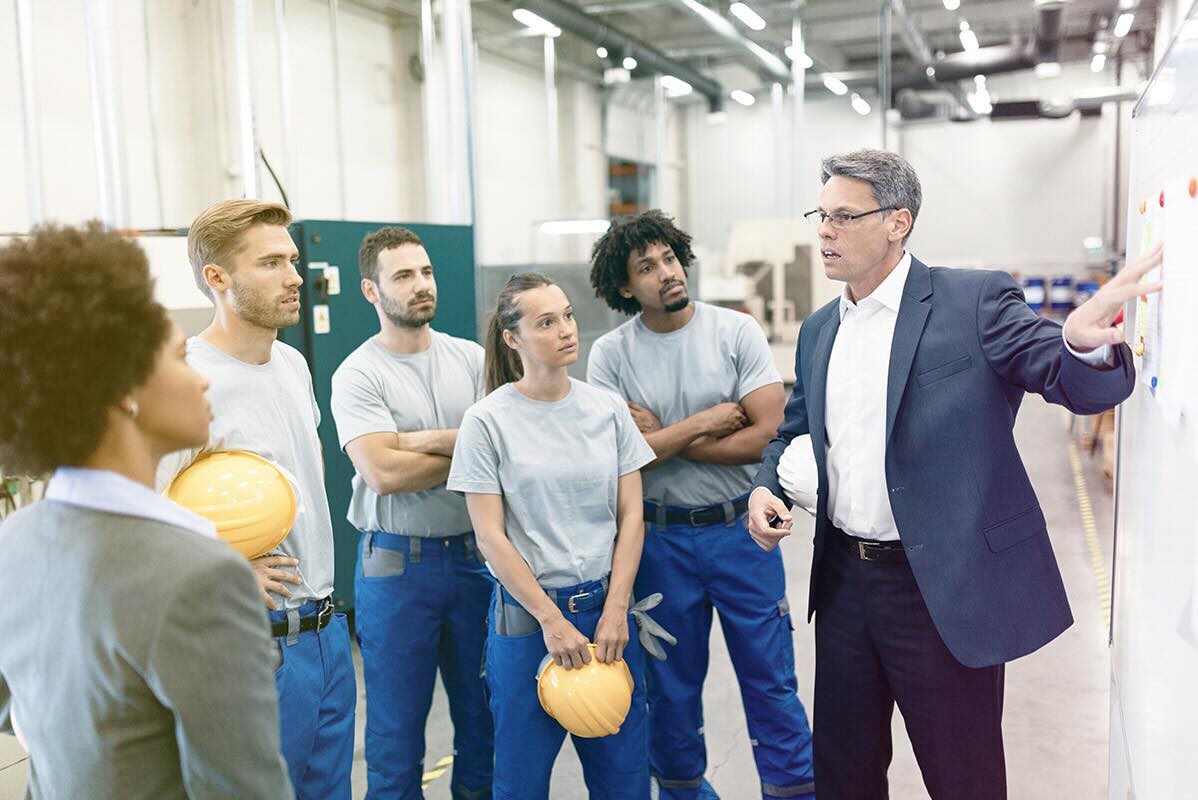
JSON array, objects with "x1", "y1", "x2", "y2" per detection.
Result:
[{"x1": 1159, "y1": 190, "x2": 1166, "y2": 208}]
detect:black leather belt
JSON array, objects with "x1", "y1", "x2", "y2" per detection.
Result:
[
  {"x1": 830, "y1": 527, "x2": 908, "y2": 563},
  {"x1": 644, "y1": 496, "x2": 749, "y2": 527},
  {"x1": 270, "y1": 597, "x2": 335, "y2": 638}
]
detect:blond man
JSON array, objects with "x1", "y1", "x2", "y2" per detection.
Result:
[{"x1": 159, "y1": 200, "x2": 355, "y2": 800}]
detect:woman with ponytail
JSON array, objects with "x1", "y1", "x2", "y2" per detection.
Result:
[{"x1": 448, "y1": 273, "x2": 656, "y2": 798}]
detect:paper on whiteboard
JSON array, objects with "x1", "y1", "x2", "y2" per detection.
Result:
[
  {"x1": 1160, "y1": 180, "x2": 1198, "y2": 427},
  {"x1": 1135, "y1": 208, "x2": 1163, "y2": 396}
]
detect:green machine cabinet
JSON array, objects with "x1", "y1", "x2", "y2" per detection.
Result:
[{"x1": 279, "y1": 220, "x2": 477, "y2": 611}]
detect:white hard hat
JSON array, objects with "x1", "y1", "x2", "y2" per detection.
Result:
[{"x1": 777, "y1": 433, "x2": 818, "y2": 517}]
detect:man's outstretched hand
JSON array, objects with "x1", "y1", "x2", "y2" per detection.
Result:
[{"x1": 1064, "y1": 243, "x2": 1164, "y2": 352}]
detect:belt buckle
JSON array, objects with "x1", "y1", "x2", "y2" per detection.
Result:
[
  {"x1": 317, "y1": 598, "x2": 334, "y2": 628},
  {"x1": 567, "y1": 592, "x2": 589, "y2": 613},
  {"x1": 857, "y1": 541, "x2": 871, "y2": 561}
]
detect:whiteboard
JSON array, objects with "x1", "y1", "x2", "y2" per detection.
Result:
[{"x1": 1111, "y1": 6, "x2": 1198, "y2": 799}]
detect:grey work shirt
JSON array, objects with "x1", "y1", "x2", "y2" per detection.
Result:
[
  {"x1": 157, "y1": 338, "x2": 335, "y2": 609},
  {"x1": 447, "y1": 378, "x2": 655, "y2": 588},
  {"x1": 587, "y1": 301, "x2": 781, "y2": 508},
  {"x1": 330, "y1": 331, "x2": 484, "y2": 536}
]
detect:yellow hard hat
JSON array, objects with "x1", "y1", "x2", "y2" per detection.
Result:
[
  {"x1": 536, "y1": 644, "x2": 634, "y2": 738},
  {"x1": 166, "y1": 450, "x2": 297, "y2": 559}
]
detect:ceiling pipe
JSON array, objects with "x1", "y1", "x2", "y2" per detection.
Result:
[
  {"x1": 659, "y1": 0, "x2": 792, "y2": 83},
  {"x1": 515, "y1": 0, "x2": 725, "y2": 111}
]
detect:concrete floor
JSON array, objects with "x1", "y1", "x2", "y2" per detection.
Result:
[{"x1": 0, "y1": 396, "x2": 1113, "y2": 799}]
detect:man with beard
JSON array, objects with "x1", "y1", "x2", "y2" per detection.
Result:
[
  {"x1": 330, "y1": 227, "x2": 493, "y2": 799},
  {"x1": 586, "y1": 211, "x2": 815, "y2": 800},
  {"x1": 159, "y1": 199, "x2": 356, "y2": 799}
]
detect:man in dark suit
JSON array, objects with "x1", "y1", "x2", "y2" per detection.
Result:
[{"x1": 747, "y1": 148, "x2": 1162, "y2": 799}]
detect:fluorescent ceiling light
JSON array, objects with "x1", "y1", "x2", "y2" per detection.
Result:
[
  {"x1": 959, "y1": 21, "x2": 979, "y2": 53},
  {"x1": 1113, "y1": 13, "x2": 1134, "y2": 38},
  {"x1": 541, "y1": 219, "x2": 612, "y2": 235},
  {"x1": 623, "y1": 56, "x2": 638, "y2": 70},
  {"x1": 661, "y1": 75, "x2": 693, "y2": 98},
  {"x1": 512, "y1": 8, "x2": 560, "y2": 37},
  {"x1": 603, "y1": 67, "x2": 631, "y2": 85},
  {"x1": 730, "y1": 89, "x2": 756, "y2": 106},
  {"x1": 596, "y1": 46, "x2": 608, "y2": 58},
  {"x1": 706, "y1": 111, "x2": 729, "y2": 125},
  {"x1": 943, "y1": 0, "x2": 960, "y2": 9},
  {"x1": 850, "y1": 93, "x2": 871, "y2": 115},
  {"x1": 1118, "y1": 0, "x2": 1135, "y2": 9},
  {"x1": 822, "y1": 75, "x2": 848, "y2": 95},
  {"x1": 1083, "y1": 236, "x2": 1104, "y2": 251},
  {"x1": 1035, "y1": 62, "x2": 1061, "y2": 78},
  {"x1": 784, "y1": 45, "x2": 814, "y2": 68},
  {"x1": 1090, "y1": 53, "x2": 1106, "y2": 72},
  {"x1": 728, "y1": 2, "x2": 767, "y2": 31}
]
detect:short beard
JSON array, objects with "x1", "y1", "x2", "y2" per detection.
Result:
[
  {"x1": 230, "y1": 282, "x2": 298, "y2": 330},
  {"x1": 380, "y1": 292, "x2": 435, "y2": 329},
  {"x1": 663, "y1": 294, "x2": 691, "y2": 313}
]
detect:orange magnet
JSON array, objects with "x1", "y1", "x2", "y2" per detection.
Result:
[{"x1": 1139, "y1": 199, "x2": 1147, "y2": 215}]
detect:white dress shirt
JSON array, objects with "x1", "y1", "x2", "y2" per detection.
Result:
[{"x1": 46, "y1": 467, "x2": 216, "y2": 539}]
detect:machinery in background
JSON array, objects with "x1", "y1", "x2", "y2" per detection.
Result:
[{"x1": 695, "y1": 219, "x2": 839, "y2": 345}]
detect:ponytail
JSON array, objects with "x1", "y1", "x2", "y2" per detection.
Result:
[{"x1": 483, "y1": 272, "x2": 556, "y2": 393}]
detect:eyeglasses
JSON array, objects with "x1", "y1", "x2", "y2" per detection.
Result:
[{"x1": 803, "y1": 207, "x2": 897, "y2": 229}]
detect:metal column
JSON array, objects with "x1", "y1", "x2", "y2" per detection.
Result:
[
  {"x1": 790, "y1": 2, "x2": 806, "y2": 217},
  {"x1": 14, "y1": 0, "x2": 44, "y2": 225},
  {"x1": 84, "y1": 0, "x2": 129, "y2": 228},
  {"x1": 879, "y1": 0, "x2": 892, "y2": 150},
  {"x1": 544, "y1": 34, "x2": 561, "y2": 259},
  {"x1": 274, "y1": 0, "x2": 295, "y2": 203},
  {"x1": 328, "y1": 0, "x2": 348, "y2": 217},
  {"x1": 233, "y1": 0, "x2": 260, "y2": 199},
  {"x1": 442, "y1": 0, "x2": 478, "y2": 225}
]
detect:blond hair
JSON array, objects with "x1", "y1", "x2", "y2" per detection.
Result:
[{"x1": 187, "y1": 199, "x2": 292, "y2": 299}]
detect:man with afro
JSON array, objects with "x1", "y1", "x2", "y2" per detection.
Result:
[{"x1": 586, "y1": 210, "x2": 815, "y2": 800}]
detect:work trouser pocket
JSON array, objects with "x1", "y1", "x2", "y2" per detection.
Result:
[
  {"x1": 361, "y1": 539, "x2": 406, "y2": 577},
  {"x1": 494, "y1": 591, "x2": 541, "y2": 637}
]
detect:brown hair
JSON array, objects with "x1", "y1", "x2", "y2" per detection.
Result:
[
  {"x1": 0, "y1": 223, "x2": 169, "y2": 474},
  {"x1": 358, "y1": 226, "x2": 424, "y2": 283},
  {"x1": 187, "y1": 199, "x2": 292, "y2": 299},
  {"x1": 484, "y1": 272, "x2": 556, "y2": 393}
]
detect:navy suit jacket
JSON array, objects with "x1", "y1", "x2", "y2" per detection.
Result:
[{"x1": 753, "y1": 257, "x2": 1135, "y2": 668}]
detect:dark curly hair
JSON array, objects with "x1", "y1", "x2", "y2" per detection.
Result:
[
  {"x1": 359, "y1": 226, "x2": 424, "y2": 283},
  {"x1": 0, "y1": 223, "x2": 169, "y2": 475},
  {"x1": 589, "y1": 209, "x2": 695, "y2": 315}
]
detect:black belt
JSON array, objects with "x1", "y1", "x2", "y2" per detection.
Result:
[
  {"x1": 830, "y1": 527, "x2": 908, "y2": 563},
  {"x1": 644, "y1": 496, "x2": 749, "y2": 527},
  {"x1": 270, "y1": 597, "x2": 335, "y2": 638}
]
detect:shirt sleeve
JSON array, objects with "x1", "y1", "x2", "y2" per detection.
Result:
[
  {"x1": 585, "y1": 338, "x2": 624, "y2": 397},
  {"x1": 472, "y1": 343, "x2": 487, "y2": 402},
  {"x1": 330, "y1": 364, "x2": 398, "y2": 450},
  {"x1": 145, "y1": 551, "x2": 294, "y2": 800},
  {"x1": 446, "y1": 411, "x2": 502, "y2": 495},
  {"x1": 1062, "y1": 331, "x2": 1115, "y2": 367},
  {"x1": 734, "y1": 316, "x2": 783, "y2": 400},
  {"x1": 614, "y1": 398, "x2": 656, "y2": 476}
]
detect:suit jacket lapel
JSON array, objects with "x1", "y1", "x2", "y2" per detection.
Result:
[
  {"x1": 809, "y1": 311, "x2": 841, "y2": 461},
  {"x1": 886, "y1": 257, "x2": 933, "y2": 441}
]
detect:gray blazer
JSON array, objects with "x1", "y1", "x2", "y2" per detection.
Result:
[{"x1": 0, "y1": 501, "x2": 294, "y2": 799}]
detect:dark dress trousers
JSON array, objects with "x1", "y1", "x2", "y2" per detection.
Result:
[{"x1": 753, "y1": 257, "x2": 1135, "y2": 799}]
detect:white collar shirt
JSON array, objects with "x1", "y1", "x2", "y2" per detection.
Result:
[
  {"x1": 45, "y1": 467, "x2": 217, "y2": 540},
  {"x1": 823, "y1": 251, "x2": 912, "y2": 541}
]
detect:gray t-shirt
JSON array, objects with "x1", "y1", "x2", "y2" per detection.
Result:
[
  {"x1": 157, "y1": 338, "x2": 335, "y2": 609},
  {"x1": 447, "y1": 378, "x2": 655, "y2": 588},
  {"x1": 330, "y1": 331, "x2": 484, "y2": 536},
  {"x1": 587, "y1": 302, "x2": 781, "y2": 508}
]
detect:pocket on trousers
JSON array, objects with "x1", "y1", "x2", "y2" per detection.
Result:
[
  {"x1": 777, "y1": 596, "x2": 795, "y2": 631},
  {"x1": 270, "y1": 640, "x2": 286, "y2": 677},
  {"x1": 361, "y1": 545, "x2": 406, "y2": 578},
  {"x1": 494, "y1": 597, "x2": 542, "y2": 637}
]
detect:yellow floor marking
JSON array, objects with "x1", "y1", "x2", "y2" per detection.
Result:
[
  {"x1": 421, "y1": 755, "x2": 455, "y2": 788},
  {"x1": 1067, "y1": 431, "x2": 1113, "y2": 632}
]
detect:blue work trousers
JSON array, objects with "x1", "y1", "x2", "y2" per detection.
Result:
[
  {"x1": 355, "y1": 530, "x2": 495, "y2": 799},
  {"x1": 637, "y1": 510, "x2": 815, "y2": 800},
  {"x1": 486, "y1": 578, "x2": 650, "y2": 800},
  {"x1": 268, "y1": 599, "x2": 357, "y2": 800}
]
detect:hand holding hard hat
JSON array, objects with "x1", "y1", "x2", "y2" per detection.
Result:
[
  {"x1": 536, "y1": 644, "x2": 634, "y2": 738},
  {"x1": 166, "y1": 450, "x2": 298, "y2": 559}
]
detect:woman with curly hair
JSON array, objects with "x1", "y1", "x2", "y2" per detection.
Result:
[{"x1": 0, "y1": 223, "x2": 294, "y2": 799}]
